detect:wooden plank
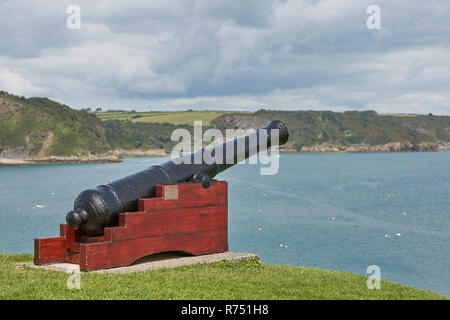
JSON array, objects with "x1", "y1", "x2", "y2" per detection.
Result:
[
  {"x1": 64, "y1": 252, "x2": 80, "y2": 264},
  {"x1": 70, "y1": 242, "x2": 81, "y2": 253},
  {"x1": 138, "y1": 182, "x2": 227, "y2": 211},
  {"x1": 60, "y1": 224, "x2": 82, "y2": 243},
  {"x1": 164, "y1": 185, "x2": 179, "y2": 200},
  {"x1": 108, "y1": 206, "x2": 227, "y2": 241},
  {"x1": 80, "y1": 229, "x2": 228, "y2": 271},
  {"x1": 34, "y1": 237, "x2": 68, "y2": 264}
]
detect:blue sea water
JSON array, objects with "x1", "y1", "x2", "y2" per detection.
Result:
[{"x1": 0, "y1": 152, "x2": 449, "y2": 296}]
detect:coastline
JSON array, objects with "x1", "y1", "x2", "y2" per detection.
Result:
[
  {"x1": 114, "y1": 149, "x2": 169, "y2": 158},
  {"x1": 0, "y1": 152, "x2": 122, "y2": 166},
  {"x1": 283, "y1": 141, "x2": 450, "y2": 154},
  {"x1": 1, "y1": 143, "x2": 449, "y2": 166},
  {"x1": 0, "y1": 149, "x2": 170, "y2": 166}
]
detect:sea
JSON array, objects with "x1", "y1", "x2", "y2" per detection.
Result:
[{"x1": 0, "y1": 152, "x2": 449, "y2": 296}]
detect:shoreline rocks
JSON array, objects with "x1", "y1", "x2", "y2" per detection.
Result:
[
  {"x1": 0, "y1": 149, "x2": 170, "y2": 166},
  {"x1": 0, "y1": 152, "x2": 121, "y2": 166},
  {"x1": 114, "y1": 149, "x2": 169, "y2": 158},
  {"x1": 1, "y1": 142, "x2": 449, "y2": 166},
  {"x1": 295, "y1": 142, "x2": 441, "y2": 153}
]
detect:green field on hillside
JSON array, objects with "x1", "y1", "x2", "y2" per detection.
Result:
[
  {"x1": 96, "y1": 111, "x2": 244, "y2": 126},
  {"x1": 378, "y1": 113, "x2": 418, "y2": 117},
  {"x1": 1, "y1": 254, "x2": 447, "y2": 300}
]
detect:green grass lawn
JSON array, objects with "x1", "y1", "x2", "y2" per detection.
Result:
[
  {"x1": 0, "y1": 254, "x2": 447, "y2": 300},
  {"x1": 95, "y1": 111, "x2": 242, "y2": 126}
]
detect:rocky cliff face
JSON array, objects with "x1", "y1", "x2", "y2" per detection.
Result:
[
  {"x1": 437, "y1": 141, "x2": 450, "y2": 150},
  {"x1": 214, "y1": 112, "x2": 446, "y2": 153},
  {"x1": 0, "y1": 92, "x2": 111, "y2": 161},
  {"x1": 220, "y1": 114, "x2": 267, "y2": 130},
  {"x1": 0, "y1": 152, "x2": 121, "y2": 166}
]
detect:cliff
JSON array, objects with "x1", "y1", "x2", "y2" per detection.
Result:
[
  {"x1": 1, "y1": 91, "x2": 450, "y2": 165},
  {"x1": 0, "y1": 91, "x2": 117, "y2": 164},
  {"x1": 211, "y1": 110, "x2": 450, "y2": 153}
]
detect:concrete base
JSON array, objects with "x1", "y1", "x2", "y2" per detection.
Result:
[{"x1": 19, "y1": 252, "x2": 259, "y2": 273}]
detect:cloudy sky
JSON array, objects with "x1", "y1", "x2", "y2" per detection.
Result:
[{"x1": 0, "y1": 0, "x2": 449, "y2": 114}]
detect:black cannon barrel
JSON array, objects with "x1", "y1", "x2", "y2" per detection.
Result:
[{"x1": 66, "y1": 120, "x2": 289, "y2": 235}]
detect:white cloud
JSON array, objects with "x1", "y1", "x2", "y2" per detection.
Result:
[
  {"x1": 0, "y1": 0, "x2": 449, "y2": 114},
  {"x1": 370, "y1": 92, "x2": 450, "y2": 115},
  {"x1": 0, "y1": 68, "x2": 44, "y2": 96}
]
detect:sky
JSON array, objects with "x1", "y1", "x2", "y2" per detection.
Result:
[{"x1": 0, "y1": 0, "x2": 449, "y2": 115}]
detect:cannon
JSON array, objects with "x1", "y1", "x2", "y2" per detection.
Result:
[
  {"x1": 34, "y1": 120, "x2": 288, "y2": 271},
  {"x1": 66, "y1": 120, "x2": 289, "y2": 235}
]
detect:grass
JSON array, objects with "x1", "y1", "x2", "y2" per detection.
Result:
[
  {"x1": 378, "y1": 113, "x2": 418, "y2": 117},
  {"x1": 0, "y1": 254, "x2": 447, "y2": 300},
  {"x1": 95, "y1": 111, "x2": 242, "y2": 126}
]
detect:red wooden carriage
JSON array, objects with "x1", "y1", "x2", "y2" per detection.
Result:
[{"x1": 34, "y1": 182, "x2": 228, "y2": 271}]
